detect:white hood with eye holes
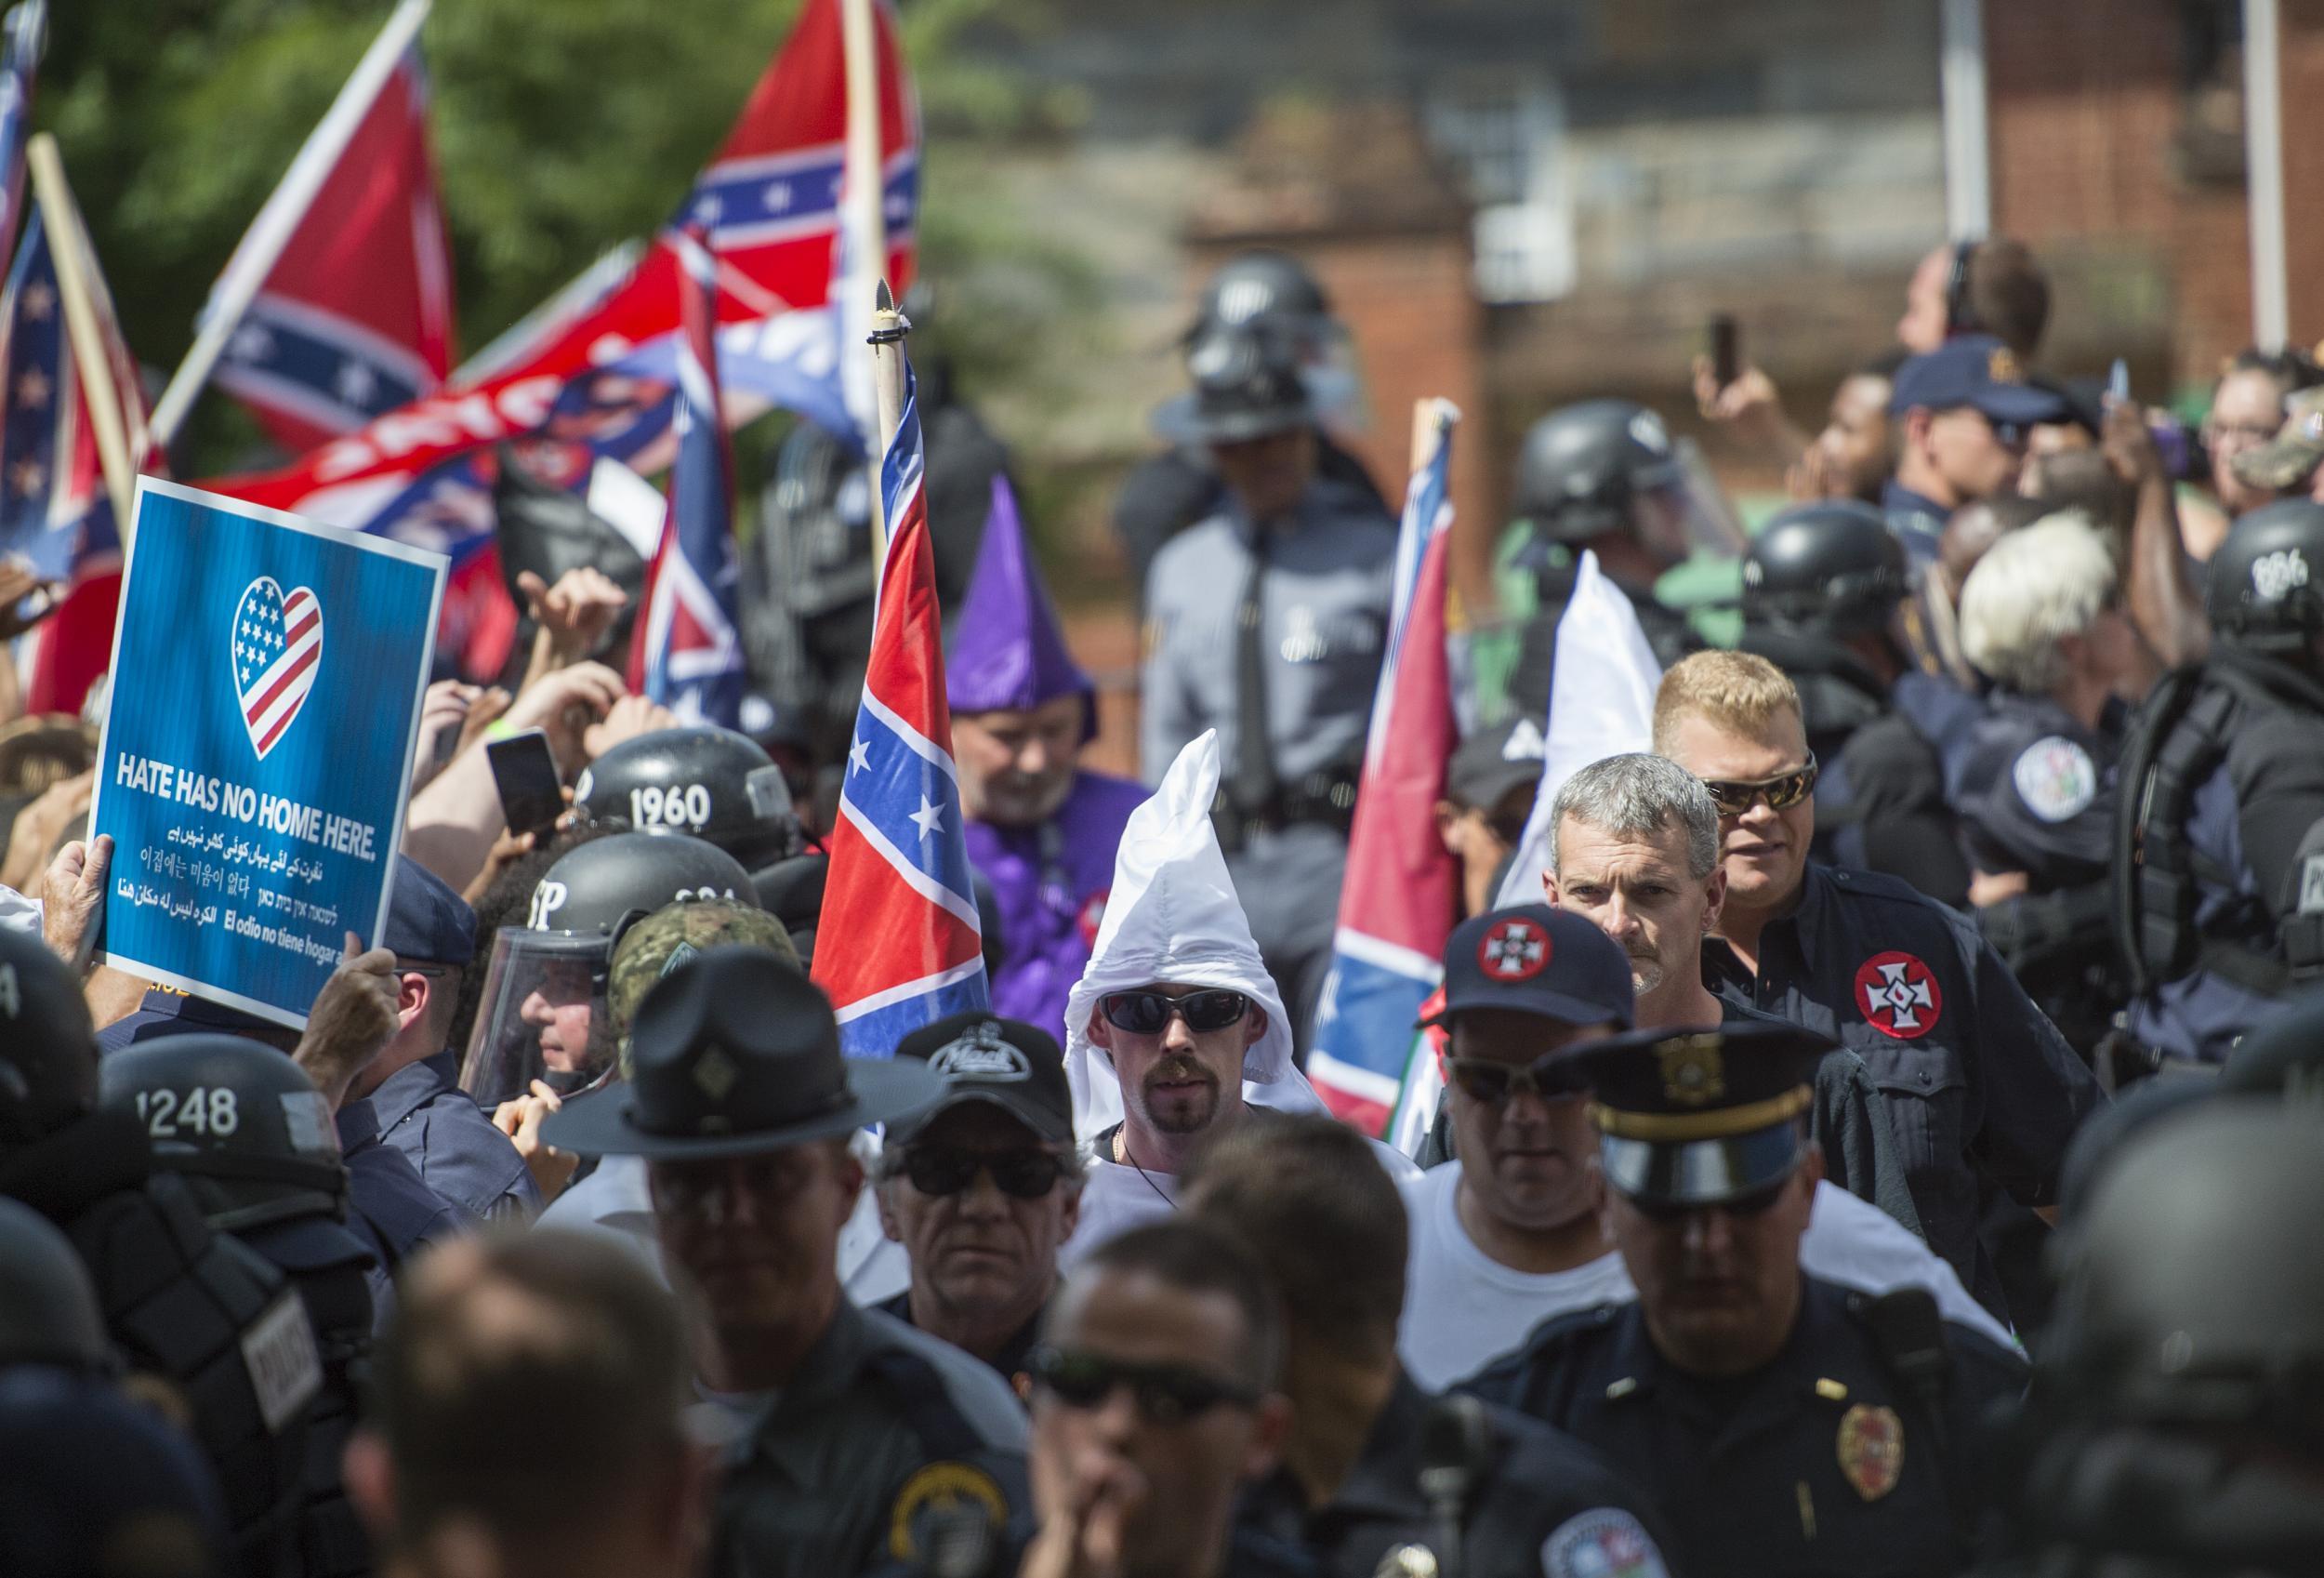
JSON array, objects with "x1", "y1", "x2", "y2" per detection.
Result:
[{"x1": 1061, "y1": 732, "x2": 1317, "y2": 1141}]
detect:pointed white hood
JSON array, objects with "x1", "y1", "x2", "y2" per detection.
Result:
[{"x1": 1063, "y1": 732, "x2": 1321, "y2": 1139}]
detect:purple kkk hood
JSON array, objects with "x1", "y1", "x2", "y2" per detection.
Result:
[{"x1": 947, "y1": 475, "x2": 1096, "y2": 739}]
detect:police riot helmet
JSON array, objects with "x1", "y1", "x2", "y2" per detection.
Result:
[
  {"x1": 0, "y1": 1196, "x2": 109, "y2": 1372},
  {"x1": 2043, "y1": 1101, "x2": 2324, "y2": 1435},
  {"x1": 1742, "y1": 501, "x2": 1909, "y2": 637},
  {"x1": 0, "y1": 928, "x2": 99, "y2": 1148},
  {"x1": 459, "y1": 830, "x2": 758, "y2": 1107},
  {"x1": 96, "y1": 1034, "x2": 346, "y2": 1235},
  {"x1": 574, "y1": 725, "x2": 801, "y2": 870},
  {"x1": 1189, "y1": 250, "x2": 1333, "y2": 344},
  {"x1": 1513, "y1": 399, "x2": 1687, "y2": 545},
  {"x1": 2206, "y1": 497, "x2": 2324, "y2": 654}
]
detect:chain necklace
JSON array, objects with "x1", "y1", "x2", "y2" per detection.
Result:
[{"x1": 1115, "y1": 1129, "x2": 1177, "y2": 1210}]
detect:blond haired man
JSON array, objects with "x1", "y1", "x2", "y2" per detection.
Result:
[{"x1": 1653, "y1": 650, "x2": 2103, "y2": 1327}]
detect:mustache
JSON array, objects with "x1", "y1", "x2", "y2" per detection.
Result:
[{"x1": 1144, "y1": 1058, "x2": 1216, "y2": 1086}]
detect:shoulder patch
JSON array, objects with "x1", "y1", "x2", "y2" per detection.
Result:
[
  {"x1": 888, "y1": 1461, "x2": 1009, "y2": 1563},
  {"x1": 2011, "y1": 736, "x2": 2097, "y2": 823},
  {"x1": 1541, "y1": 1507, "x2": 1669, "y2": 1578}
]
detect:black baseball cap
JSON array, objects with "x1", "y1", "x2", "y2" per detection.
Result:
[
  {"x1": 1420, "y1": 905, "x2": 1635, "y2": 1032},
  {"x1": 1446, "y1": 716, "x2": 1547, "y2": 813},
  {"x1": 384, "y1": 855, "x2": 476, "y2": 967},
  {"x1": 888, "y1": 1013, "x2": 1075, "y2": 1147},
  {"x1": 1578, "y1": 1018, "x2": 1836, "y2": 1208}
]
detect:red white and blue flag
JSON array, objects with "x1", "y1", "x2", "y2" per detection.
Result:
[
  {"x1": 210, "y1": 38, "x2": 453, "y2": 454},
  {"x1": 812, "y1": 363, "x2": 989, "y2": 1057},
  {"x1": 232, "y1": 580, "x2": 323, "y2": 760},
  {"x1": 0, "y1": 183, "x2": 152, "y2": 715},
  {"x1": 206, "y1": 0, "x2": 916, "y2": 558},
  {"x1": 0, "y1": 2, "x2": 45, "y2": 277},
  {"x1": 1307, "y1": 404, "x2": 1461, "y2": 1137},
  {"x1": 627, "y1": 228, "x2": 742, "y2": 726}
]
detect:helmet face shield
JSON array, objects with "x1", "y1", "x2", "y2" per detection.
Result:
[{"x1": 458, "y1": 929, "x2": 620, "y2": 1107}]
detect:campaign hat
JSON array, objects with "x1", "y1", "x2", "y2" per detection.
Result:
[{"x1": 541, "y1": 945, "x2": 942, "y2": 1160}]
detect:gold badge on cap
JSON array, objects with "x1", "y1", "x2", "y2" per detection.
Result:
[
  {"x1": 693, "y1": 1045, "x2": 739, "y2": 1101},
  {"x1": 1987, "y1": 347, "x2": 2023, "y2": 385},
  {"x1": 1656, "y1": 1035, "x2": 1725, "y2": 1107},
  {"x1": 1836, "y1": 1403, "x2": 1905, "y2": 1501}
]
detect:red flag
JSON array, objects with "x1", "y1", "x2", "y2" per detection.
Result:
[
  {"x1": 211, "y1": 46, "x2": 453, "y2": 454},
  {"x1": 210, "y1": 0, "x2": 917, "y2": 528}
]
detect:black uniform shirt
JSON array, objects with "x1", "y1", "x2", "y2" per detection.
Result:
[
  {"x1": 1459, "y1": 1277, "x2": 2028, "y2": 1578},
  {"x1": 1237, "y1": 1368, "x2": 1678, "y2": 1578},
  {"x1": 1705, "y1": 864, "x2": 2103, "y2": 1318}
]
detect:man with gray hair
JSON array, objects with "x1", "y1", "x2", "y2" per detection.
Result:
[
  {"x1": 1954, "y1": 513, "x2": 2139, "y2": 1053},
  {"x1": 1540, "y1": 753, "x2": 1727, "y2": 1028},
  {"x1": 1542, "y1": 752, "x2": 1921, "y2": 1233}
]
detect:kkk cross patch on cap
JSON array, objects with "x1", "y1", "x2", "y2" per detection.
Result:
[
  {"x1": 1855, "y1": 951, "x2": 1943, "y2": 1040},
  {"x1": 1478, "y1": 916, "x2": 1551, "y2": 982}
]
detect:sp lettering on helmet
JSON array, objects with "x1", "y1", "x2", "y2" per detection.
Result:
[
  {"x1": 629, "y1": 783, "x2": 714, "y2": 831},
  {"x1": 528, "y1": 881, "x2": 570, "y2": 932},
  {"x1": 2252, "y1": 548, "x2": 2311, "y2": 603}
]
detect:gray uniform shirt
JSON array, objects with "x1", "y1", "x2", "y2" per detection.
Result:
[
  {"x1": 711, "y1": 1301, "x2": 1032, "y2": 1578},
  {"x1": 1141, "y1": 477, "x2": 1397, "y2": 785}
]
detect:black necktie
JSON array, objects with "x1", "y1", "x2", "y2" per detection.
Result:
[{"x1": 1231, "y1": 531, "x2": 1278, "y2": 819}]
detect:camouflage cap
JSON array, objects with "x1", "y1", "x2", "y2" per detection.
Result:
[
  {"x1": 2231, "y1": 387, "x2": 2324, "y2": 491},
  {"x1": 608, "y1": 898, "x2": 796, "y2": 1073}
]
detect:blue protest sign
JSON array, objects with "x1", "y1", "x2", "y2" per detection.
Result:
[{"x1": 89, "y1": 479, "x2": 446, "y2": 1028}]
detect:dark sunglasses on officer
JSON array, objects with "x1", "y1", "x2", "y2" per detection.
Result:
[
  {"x1": 1027, "y1": 1345, "x2": 1261, "y2": 1426},
  {"x1": 1699, "y1": 753, "x2": 1818, "y2": 819}
]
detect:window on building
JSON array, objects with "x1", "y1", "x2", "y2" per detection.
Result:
[{"x1": 1422, "y1": 74, "x2": 1576, "y2": 303}]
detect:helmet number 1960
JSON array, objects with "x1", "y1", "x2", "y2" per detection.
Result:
[{"x1": 631, "y1": 784, "x2": 712, "y2": 829}]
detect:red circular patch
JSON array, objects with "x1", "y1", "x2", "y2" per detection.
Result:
[
  {"x1": 1478, "y1": 917, "x2": 1552, "y2": 982},
  {"x1": 1854, "y1": 950, "x2": 1945, "y2": 1040},
  {"x1": 1076, "y1": 889, "x2": 1110, "y2": 951}
]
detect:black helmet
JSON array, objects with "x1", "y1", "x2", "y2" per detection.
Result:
[
  {"x1": 2222, "y1": 984, "x2": 2324, "y2": 1097},
  {"x1": 1742, "y1": 502, "x2": 1909, "y2": 637},
  {"x1": 2207, "y1": 498, "x2": 2324, "y2": 654},
  {"x1": 0, "y1": 930, "x2": 98, "y2": 1148},
  {"x1": 0, "y1": 1196, "x2": 109, "y2": 1371},
  {"x1": 96, "y1": 1035, "x2": 346, "y2": 1234},
  {"x1": 1188, "y1": 249, "x2": 1333, "y2": 344},
  {"x1": 2043, "y1": 1101, "x2": 2324, "y2": 1435},
  {"x1": 460, "y1": 830, "x2": 759, "y2": 1107},
  {"x1": 574, "y1": 725, "x2": 802, "y2": 869},
  {"x1": 1153, "y1": 323, "x2": 1315, "y2": 446},
  {"x1": 1512, "y1": 399, "x2": 1684, "y2": 544}
]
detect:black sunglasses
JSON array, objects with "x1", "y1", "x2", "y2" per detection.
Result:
[
  {"x1": 1445, "y1": 1054, "x2": 1593, "y2": 1106},
  {"x1": 1099, "y1": 988, "x2": 1250, "y2": 1036},
  {"x1": 1027, "y1": 1346, "x2": 1261, "y2": 1425},
  {"x1": 1701, "y1": 755, "x2": 1818, "y2": 818},
  {"x1": 902, "y1": 1147, "x2": 1067, "y2": 1200}
]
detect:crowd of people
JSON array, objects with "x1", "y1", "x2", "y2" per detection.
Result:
[{"x1": 4, "y1": 229, "x2": 2324, "y2": 1578}]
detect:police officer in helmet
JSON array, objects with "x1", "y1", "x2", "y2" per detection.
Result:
[
  {"x1": 1113, "y1": 249, "x2": 1384, "y2": 606},
  {"x1": 1740, "y1": 499, "x2": 1976, "y2": 906},
  {"x1": 100, "y1": 1036, "x2": 376, "y2": 1578},
  {"x1": 1507, "y1": 399, "x2": 1718, "y2": 720},
  {"x1": 2002, "y1": 1100, "x2": 2324, "y2": 1572},
  {"x1": 0, "y1": 1195, "x2": 110, "y2": 1374},
  {"x1": 459, "y1": 829, "x2": 759, "y2": 1112},
  {"x1": 2114, "y1": 497, "x2": 2324, "y2": 1068},
  {"x1": 0, "y1": 929, "x2": 318, "y2": 1577}
]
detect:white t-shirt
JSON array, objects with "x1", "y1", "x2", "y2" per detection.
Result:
[
  {"x1": 1061, "y1": 1126, "x2": 1420, "y2": 1273},
  {"x1": 1395, "y1": 1164, "x2": 2017, "y2": 1389}
]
